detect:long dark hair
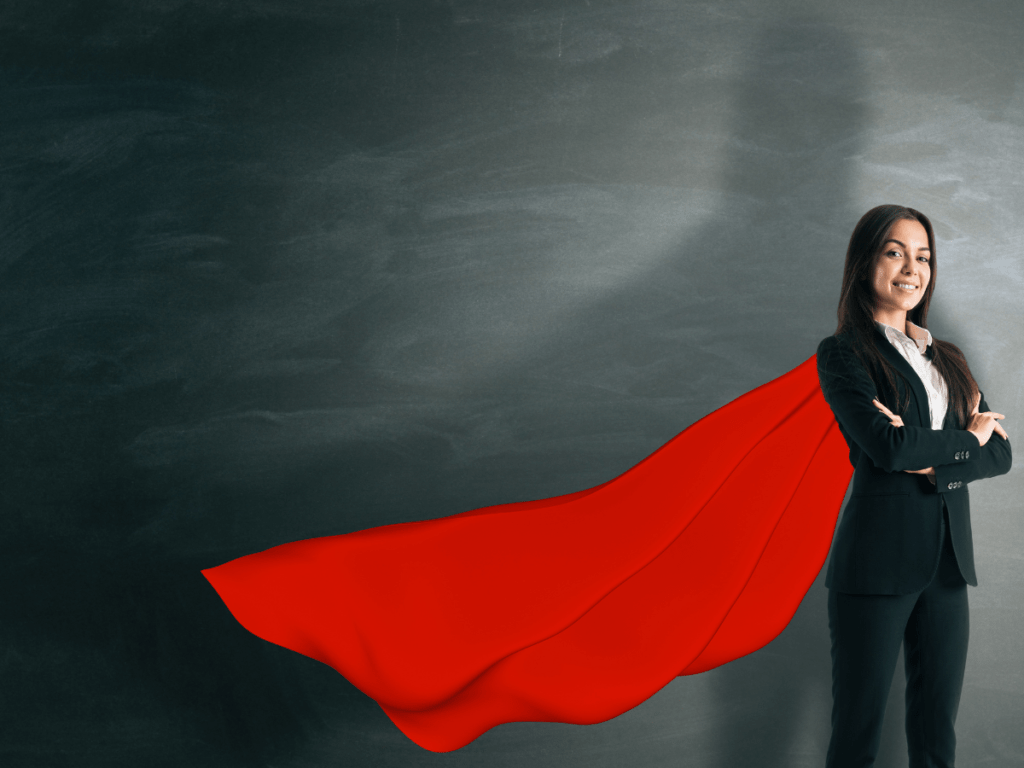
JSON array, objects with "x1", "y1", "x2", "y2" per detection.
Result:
[{"x1": 835, "y1": 204, "x2": 978, "y2": 428}]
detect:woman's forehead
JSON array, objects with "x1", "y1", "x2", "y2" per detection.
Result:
[{"x1": 885, "y1": 218, "x2": 929, "y2": 247}]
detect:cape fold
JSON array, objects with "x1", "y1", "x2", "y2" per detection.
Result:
[{"x1": 202, "y1": 354, "x2": 852, "y2": 751}]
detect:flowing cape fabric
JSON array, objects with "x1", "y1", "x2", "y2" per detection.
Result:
[{"x1": 202, "y1": 354, "x2": 853, "y2": 751}]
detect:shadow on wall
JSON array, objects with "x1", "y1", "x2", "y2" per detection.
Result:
[
  {"x1": 693, "y1": 20, "x2": 875, "y2": 768},
  {"x1": 514, "y1": 17, "x2": 895, "y2": 768},
  {"x1": 688, "y1": 21, "x2": 904, "y2": 768}
]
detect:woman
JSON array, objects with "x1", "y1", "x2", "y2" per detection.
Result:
[
  {"x1": 816, "y1": 204, "x2": 1012, "y2": 767},
  {"x1": 203, "y1": 206, "x2": 1010, "y2": 755}
]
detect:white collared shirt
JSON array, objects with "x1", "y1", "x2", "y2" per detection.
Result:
[{"x1": 876, "y1": 321, "x2": 948, "y2": 430}]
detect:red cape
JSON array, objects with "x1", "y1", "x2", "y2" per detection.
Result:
[{"x1": 202, "y1": 354, "x2": 852, "y2": 751}]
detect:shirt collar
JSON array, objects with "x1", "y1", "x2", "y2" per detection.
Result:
[{"x1": 876, "y1": 320, "x2": 933, "y2": 355}]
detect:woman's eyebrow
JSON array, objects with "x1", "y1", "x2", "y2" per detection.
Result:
[{"x1": 883, "y1": 238, "x2": 930, "y2": 252}]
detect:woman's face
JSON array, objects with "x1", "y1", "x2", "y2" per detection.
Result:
[{"x1": 869, "y1": 217, "x2": 931, "y2": 320}]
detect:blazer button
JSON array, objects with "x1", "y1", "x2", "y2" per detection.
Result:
[
  {"x1": 947, "y1": 482, "x2": 954, "y2": 490},
  {"x1": 955, "y1": 451, "x2": 961, "y2": 460},
  {"x1": 966, "y1": 450, "x2": 970, "y2": 459}
]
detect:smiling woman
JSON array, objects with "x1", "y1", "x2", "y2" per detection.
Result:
[
  {"x1": 869, "y1": 217, "x2": 932, "y2": 327},
  {"x1": 816, "y1": 204, "x2": 1012, "y2": 768}
]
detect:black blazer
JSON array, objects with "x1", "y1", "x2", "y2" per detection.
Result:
[{"x1": 816, "y1": 328, "x2": 1012, "y2": 595}]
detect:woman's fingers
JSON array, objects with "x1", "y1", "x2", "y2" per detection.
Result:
[
  {"x1": 872, "y1": 398, "x2": 903, "y2": 427},
  {"x1": 994, "y1": 422, "x2": 1010, "y2": 440},
  {"x1": 967, "y1": 412, "x2": 999, "y2": 447}
]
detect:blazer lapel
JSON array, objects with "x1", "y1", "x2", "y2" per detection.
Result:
[{"x1": 872, "y1": 326, "x2": 932, "y2": 428}]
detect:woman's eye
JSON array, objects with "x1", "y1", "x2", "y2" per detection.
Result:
[
  {"x1": 917, "y1": 256, "x2": 930, "y2": 263},
  {"x1": 887, "y1": 250, "x2": 902, "y2": 258}
]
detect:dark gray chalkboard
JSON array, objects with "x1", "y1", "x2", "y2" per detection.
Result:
[{"x1": 2, "y1": 2, "x2": 1021, "y2": 766}]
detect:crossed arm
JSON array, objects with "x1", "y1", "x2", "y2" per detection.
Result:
[
  {"x1": 873, "y1": 395, "x2": 1010, "y2": 488},
  {"x1": 816, "y1": 335, "x2": 1012, "y2": 486}
]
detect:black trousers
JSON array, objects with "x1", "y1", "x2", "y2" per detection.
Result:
[{"x1": 826, "y1": 502, "x2": 969, "y2": 768}]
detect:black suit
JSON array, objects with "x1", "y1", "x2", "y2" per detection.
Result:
[
  {"x1": 817, "y1": 328, "x2": 1012, "y2": 593},
  {"x1": 816, "y1": 328, "x2": 1012, "y2": 767}
]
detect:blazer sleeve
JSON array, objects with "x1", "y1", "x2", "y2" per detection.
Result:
[
  {"x1": 933, "y1": 390, "x2": 1013, "y2": 493},
  {"x1": 816, "y1": 335, "x2": 981, "y2": 473}
]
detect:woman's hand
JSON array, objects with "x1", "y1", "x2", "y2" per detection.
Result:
[
  {"x1": 873, "y1": 399, "x2": 934, "y2": 483},
  {"x1": 969, "y1": 390, "x2": 1009, "y2": 445},
  {"x1": 904, "y1": 466, "x2": 936, "y2": 485},
  {"x1": 872, "y1": 399, "x2": 903, "y2": 428}
]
